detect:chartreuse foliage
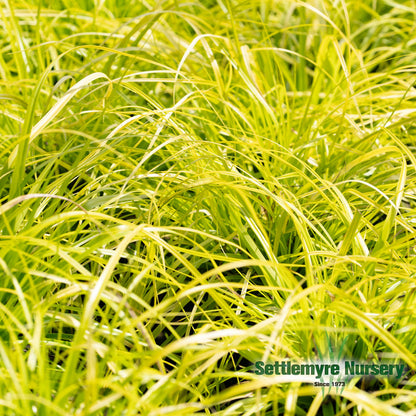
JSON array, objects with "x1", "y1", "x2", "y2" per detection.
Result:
[{"x1": 0, "y1": 0, "x2": 416, "y2": 414}]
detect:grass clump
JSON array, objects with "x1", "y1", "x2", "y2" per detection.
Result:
[{"x1": 1, "y1": 0, "x2": 416, "y2": 414}]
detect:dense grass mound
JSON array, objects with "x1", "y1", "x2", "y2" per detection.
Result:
[{"x1": 1, "y1": 0, "x2": 416, "y2": 414}]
